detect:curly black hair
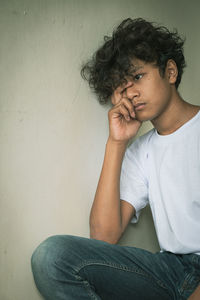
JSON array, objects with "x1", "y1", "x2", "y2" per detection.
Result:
[{"x1": 81, "y1": 18, "x2": 186, "y2": 104}]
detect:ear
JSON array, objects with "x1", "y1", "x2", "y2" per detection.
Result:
[{"x1": 165, "y1": 59, "x2": 178, "y2": 85}]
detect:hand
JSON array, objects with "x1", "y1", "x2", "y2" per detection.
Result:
[
  {"x1": 188, "y1": 285, "x2": 200, "y2": 300},
  {"x1": 108, "y1": 82, "x2": 142, "y2": 143}
]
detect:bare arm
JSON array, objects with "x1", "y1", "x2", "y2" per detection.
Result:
[
  {"x1": 90, "y1": 82, "x2": 141, "y2": 244},
  {"x1": 188, "y1": 285, "x2": 200, "y2": 300},
  {"x1": 90, "y1": 139, "x2": 134, "y2": 244}
]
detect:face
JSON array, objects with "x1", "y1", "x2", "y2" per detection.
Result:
[{"x1": 123, "y1": 59, "x2": 177, "y2": 122}]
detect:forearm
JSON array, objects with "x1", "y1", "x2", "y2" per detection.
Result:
[
  {"x1": 188, "y1": 285, "x2": 200, "y2": 300},
  {"x1": 89, "y1": 138, "x2": 127, "y2": 243},
  {"x1": 89, "y1": 81, "x2": 141, "y2": 243}
]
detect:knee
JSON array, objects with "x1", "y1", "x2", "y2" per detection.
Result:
[
  {"x1": 31, "y1": 236, "x2": 58, "y2": 279},
  {"x1": 31, "y1": 235, "x2": 72, "y2": 281},
  {"x1": 31, "y1": 235, "x2": 83, "y2": 280}
]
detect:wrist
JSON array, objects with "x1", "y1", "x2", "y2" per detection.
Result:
[{"x1": 107, "y1": 137, "x2": 128, "y2": 149}]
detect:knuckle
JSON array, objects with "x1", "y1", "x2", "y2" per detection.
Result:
[{"x1": 108, "y1": 108, "x2": 114, "y2": 115}]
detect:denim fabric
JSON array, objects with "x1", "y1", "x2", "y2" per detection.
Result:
[{"x1": 31, "y1": 235, "x2": 200, "y2": 300}]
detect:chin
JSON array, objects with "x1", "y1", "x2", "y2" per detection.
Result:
[
  {"x1": 136, "y1": 110, "x2": 157, "y2": 122},
  {"x1": 135, "y1": 114, "x2": 152, "y2": 122}
]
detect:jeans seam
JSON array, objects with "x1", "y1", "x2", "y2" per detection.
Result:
[
  {"x1": 77, "y1": 260, "x2": 148, "y2": 275},
  {"x1": 178, "y1": 272, "x2": 200, "y2": 295},
  {"x1": 76, "y1": 260, "x2": 171, "y2": 292},
  {"x1": 53, "y1": 260, "x2": 99, "y2": 300},
  {"x1": 192, "y1": 254, "x2": 200, "y2": 266},
  {"x1": 80, "y1": 278, "x2": 99, "y2": 300}
]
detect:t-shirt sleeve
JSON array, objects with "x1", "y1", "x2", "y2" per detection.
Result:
[{"x1": 120, "y1": 138, "x2": 149, "y2": 223}]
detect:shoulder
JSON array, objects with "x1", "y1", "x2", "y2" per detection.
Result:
[
  {"x1": 124, "y1": 128, "x2": 155, "y2": 166},
  {"x1": 121, "y1": 128, "x2": 155, "y2": 181},
  {"x1": 128, "y1": 128, "x2": 155, "y2": 153}
]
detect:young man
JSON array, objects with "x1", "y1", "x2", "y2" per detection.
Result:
[{"x1": 31, "y1": 18, "x2": 200, "y2": 299}]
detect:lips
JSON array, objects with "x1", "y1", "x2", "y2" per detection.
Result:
[{"x1": 134, "y1": 102, "x2": 146, "y2": 111}]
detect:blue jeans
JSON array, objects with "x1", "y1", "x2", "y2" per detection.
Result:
[{"x1": 31, "y1": 235, "x2": 200, "y2": 299}]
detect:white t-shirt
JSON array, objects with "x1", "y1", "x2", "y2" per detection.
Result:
[{"x1": 120, "y1": 111, "x2": 200, "y2": 255}]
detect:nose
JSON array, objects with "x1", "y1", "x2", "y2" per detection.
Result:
[{"x1": 125, "y1": 84, "x2": 139, "y2": 102}]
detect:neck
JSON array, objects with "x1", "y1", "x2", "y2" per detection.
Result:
[{"x1": 151, "y1": 92, "x2": 199, "y2": 135}]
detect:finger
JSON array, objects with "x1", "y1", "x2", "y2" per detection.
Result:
[
  {"x1": 111, "y1": 81, "x2": 133, "y2": 105},
  {"x1": 120, "y1": 81, "x2": 133, "y2": 94},
  {"x1": 111, "y1": 88, "x2": 122, "y2": 105},
  {"x1": 117, "y1": 96, "x2": 136, "y2": 119},
  {"x1": 117, "y1": 103, "x2": 131, "y2": 121},
  {"x1": 113, "y1": 98, "x2": 135, "y2": 122},
  {"x1": 109, "y1": 101, "x2": 130, "y2": 122}
]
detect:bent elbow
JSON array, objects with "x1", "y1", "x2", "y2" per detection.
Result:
[{"x1": 89, "y1": 226, "x2": 122, "y2": 245}]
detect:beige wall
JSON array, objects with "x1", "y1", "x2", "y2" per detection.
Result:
[{"x1": 0, "y1": 0, "x2": 200, "y2": 299}]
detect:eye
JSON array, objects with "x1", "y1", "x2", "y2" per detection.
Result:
[{"x1": 134, "y1": 74, "x2": 143, "y2": 81}]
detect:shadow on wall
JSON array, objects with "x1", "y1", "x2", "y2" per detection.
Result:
[{"x1": 119, "y1": 205, "x2": 160, "y2": 253}]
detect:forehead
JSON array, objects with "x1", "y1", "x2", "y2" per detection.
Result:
[
  {"x1": 131, "y1": 58, "x2": 157, "y2": 72},
  {"x1": 131, "y1": 58, "x2": 145, "y2": 72}
]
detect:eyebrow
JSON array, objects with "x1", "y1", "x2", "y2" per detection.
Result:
[{"x1": 131, "y1": 65, "x2": 144, "y2": 73}]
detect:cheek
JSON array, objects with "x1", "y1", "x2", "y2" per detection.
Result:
[
  {"x1": 146, "y1": 84, "x2": 171, "y2": 117},
  {"x1": 152, "y1": 80, "x2": 171, "y2": 103}
]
